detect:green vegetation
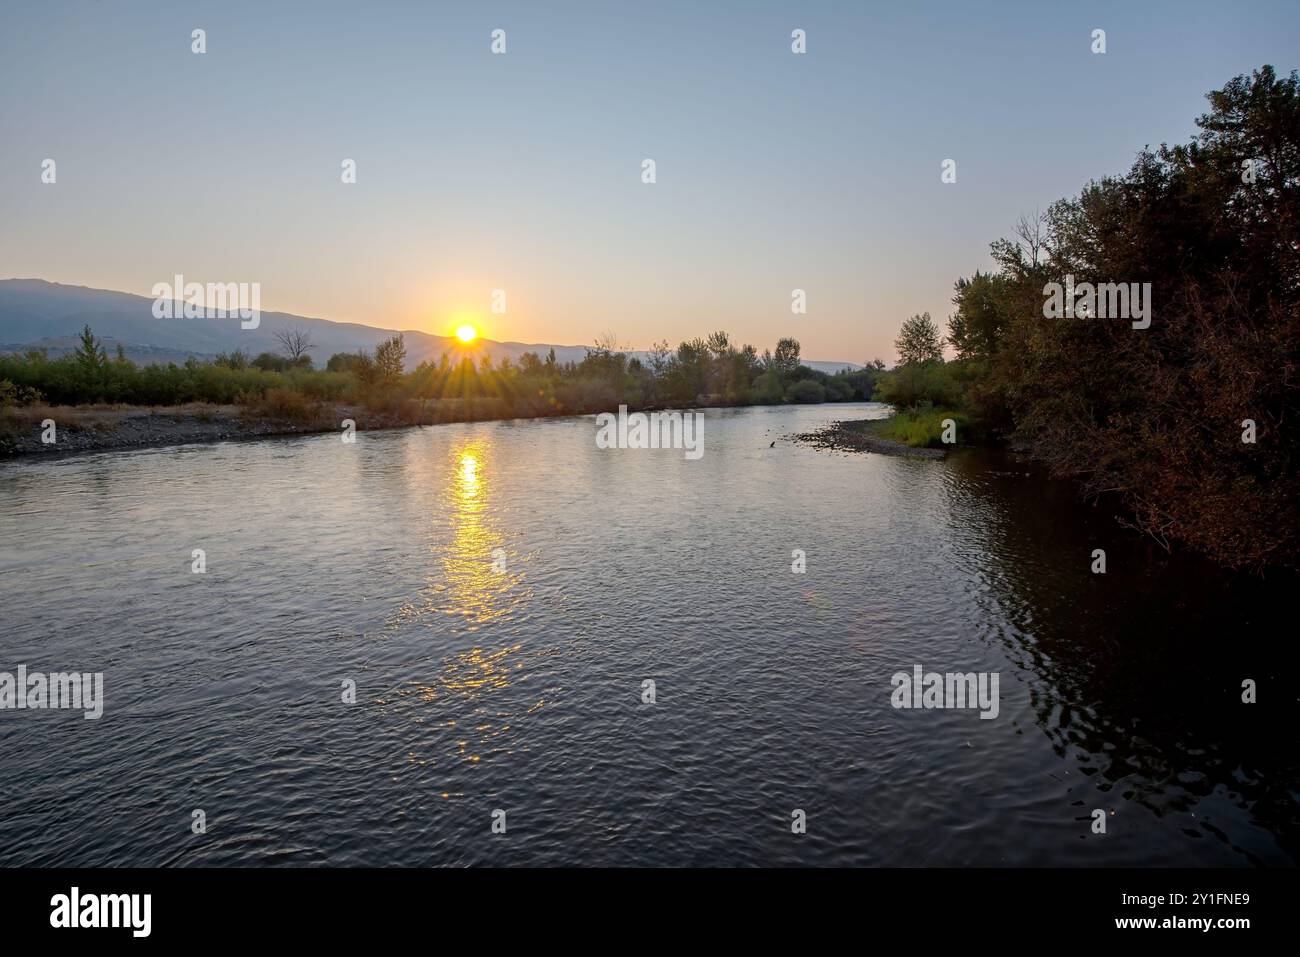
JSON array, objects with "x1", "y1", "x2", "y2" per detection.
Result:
[
  {"x1": 0, "y1": 328, "x2": 887, "y2": 427},
  {"x1": 870, "y1": 406, "x2": 967, "y2": 448}
]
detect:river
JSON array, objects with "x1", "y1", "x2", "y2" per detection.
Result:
[{"x1": 0, "y1": 402, "x2": 1294, "y2": 866}]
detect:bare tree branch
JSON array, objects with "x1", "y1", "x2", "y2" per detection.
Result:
[{"x1": 275, "y1": 326, "x2": 315, "y2": 362}]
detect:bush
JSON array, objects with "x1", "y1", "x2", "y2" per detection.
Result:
[
  {"x1": 786, "y1": 379, "x2": 826, "y2": 403},
  {"x1": 246, "y1": 387, "x2": 322, "y2": 424},
  {"x1": 874, "y1": 360, "x2": 962, "y2": 410},
  {"x1": 873, "y1": 407, "x2": 968, "y2": 448},
  {"x1": 824, "y1": 377, "x2": 854, "y2": 401},
  {"x1": 0, "y1": 379, "x2": 43, "y2": 408},
  {"x1": 747, "y1": 370, "x2": 784, "y2": 404}
]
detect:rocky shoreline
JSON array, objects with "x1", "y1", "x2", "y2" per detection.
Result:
[
  {"x1": 4, "y1": 407, "x2": 952, "y2": 462},
  {"x1": 794, "y1": 418, "x2": 947, "y2": 459},
  {"x1": 0, "y1": 404, "x2": 391, "y2": 459}
]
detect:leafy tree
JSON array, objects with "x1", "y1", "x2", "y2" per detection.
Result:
[
  {"x1": 517, "y1": 351, "x2": 544, "y2": 376},
  {"x1": 952, "y1": 65, "x2": 1300, "y2": 568},
  {"x1": 894, "y1": 313, "x2": 943, "y2": 365},
  {"x1": 374, "y1": 334, "x2": 406, "y2": 383},
  {"x1": 326, "y1": 352, "x2": 373, "y2": 377},
  {"x1": 875, "y1": 360, "x2": 962, "y2": 410},
  {"x1": 772, "y1": 338, "x2": 801, "y2": 379},
  {"x1": 748, "y1": 369, "x2": 784, "y2": 404},
  {"x1": 215, "y1": 349, "x2": 250, "y2": 370},
  {"x1": 787, "y1": 379, "x2": 826, "y2": 403},
  {"x1": 947, "y1": 272, "x2": 1014, "y2": 361},
  {"x1": 705, "y1": 330, "x2": 731, "y2": 360},
  {"x1": 252, "y1": 352, "x2": 292, "y2": 372},
  {"x1": 581, "y1": 331, "x2": 629, "y2": 382}
]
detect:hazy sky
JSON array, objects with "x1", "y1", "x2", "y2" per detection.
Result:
[{"x1": 3, "y1": 1, "x2": 1297, "y2": 360}]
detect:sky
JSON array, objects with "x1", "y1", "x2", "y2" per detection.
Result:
[{"x1": 2, "y1": 0, "x2": 1298, "y2": 362}]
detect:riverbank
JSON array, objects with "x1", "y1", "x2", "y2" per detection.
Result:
[
  {"x1": 1, "y1": 399, "x2": 879, "y2": 459},
  {"x1": 2, "y1": 403, "x2": 936, "y2": 462},
  {"x1": 794, "y1": 417, "x2": 947, "y2": 459},
  {"x1": 0, "y1": 402, "x2": 433, "y2": 458}
]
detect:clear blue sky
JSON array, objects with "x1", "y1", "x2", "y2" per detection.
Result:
[{"x1": 2, "y1": 0, "x2": 1297, "y2": 360}]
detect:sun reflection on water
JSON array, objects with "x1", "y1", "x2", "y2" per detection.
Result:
[
  {"x1": 459, "y1": 452, "x2": 480, "y2": 499},
  {"x1": 394, "y1": 643, "x2": 533, "y2": 766},
  {"x1": 380, "y1": 434, "x2": 543, "y2": 774},
  {"x1": 388, "y1": 437, "x2": 528, "y2": 630}
]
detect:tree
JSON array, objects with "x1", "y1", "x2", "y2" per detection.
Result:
[
  {"x1": 947, "y1": 272, "x2": 1013, "y2": 361},
  {"x1": 668, "y1": 337, "x2": 710, "y2": 400},
  {"x1": 252, "y1": 352, "x2": 291, "y2": 372},
  {"x1": 73, "y1": 324, "x2": 106, "y2": 374},
  {"x1": 215, "y1": 349, "x2": 250, "y2": 370},
  {"x1": 952, "y1": 65, "x2": 1300, "y2": 568},
  {"x1": 518, "y1": 351, "x2": 544, "y2": 376},
  {"x1": 326, "y1": 351, "x2": 373, "y2": 377},
  {"x1": 786, "y1": 379, "x2": 825, "y2": 403},
  {"x1": 772, "y1": 338, "x2": 801, "y2": 378},
  {"x1": 647, "y1": 340, "x2": 672, "y2": 377},
  {"x1": 989, "y1": 210, "x2": 1049, "y2": 279},
  {"x1": 591, "y1": 330, "x2": 627, "y2": 355},
  {"x1": 275, "y1": 326, "x2": 315, "y2": 362},
  {"x1": 582, "y1": 331, "x2": 628, "y2": 382},
  {"x1": 705, "y1": 330, "x2": 731, "y2": 360},
  {"x1": 894, "y1": 313, "x2": 943, "y2": 365},
  {"x1": 374, "y1": 333, "x2": 406, "y2": 383}
]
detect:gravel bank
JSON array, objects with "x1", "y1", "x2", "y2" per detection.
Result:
[
  {"x1": 1, "y1": 405, "x2": 366, "y2": 458},
  {"x1": 794, "y1": 418, "x2": 947, "y2": 459}
]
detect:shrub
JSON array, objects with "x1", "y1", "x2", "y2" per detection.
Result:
[
  {"x1": 247, "y1": 387, "x2": 322, "y2": 424},
  {"x1": 786, "y1": 379, "x2": 826, "y2": 403},
  {"x1": 824, "y1": 377, "x2": 854, "y2": 401},
  {"x1": 748, "y1": 370, "x2": 785, "y2": 405},
  {"x1": 0, "y1": 379, "x2": 43, "y2": 408},
  {"x1": 873, "y1": 407, "x2": 968, "y2": 448},
  {"x1": 874, "y1": 360, "x2": 963, "y2": 410}
]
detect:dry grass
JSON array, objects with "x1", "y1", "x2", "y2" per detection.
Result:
[
  {"x1": 240, "y1": 388, "x2": 332, "y2": 426},
  {"x1": 0, "y1": 402, "x2": 241, "y2": 435},
  {"x1": 1, "y1": 404, "x2": 120, "y2": 433}
]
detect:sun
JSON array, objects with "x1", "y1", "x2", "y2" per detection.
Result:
[{"x1": 455, "y1": 324, "x2": 478, "y2": 344}]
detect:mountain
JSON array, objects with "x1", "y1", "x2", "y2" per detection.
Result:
[{"x1": 0, "y1": 279, "x2": 860, "y2": 374}]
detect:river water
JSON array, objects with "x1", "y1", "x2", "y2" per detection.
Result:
[{"x1": 0, "y1": 402, "x2": 1295, "y2": 866}]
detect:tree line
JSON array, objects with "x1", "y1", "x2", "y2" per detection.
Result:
[
  {"x1": 873, "y1": 66, "x2": 1299, "y2": 570},
  {"x1": 0, "y1": 323, "x2": 887, "y2": 420}
]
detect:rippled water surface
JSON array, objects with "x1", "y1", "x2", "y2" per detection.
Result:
[{"x1": 1, "y1": 403, "x2": 1296, "y2": 866}]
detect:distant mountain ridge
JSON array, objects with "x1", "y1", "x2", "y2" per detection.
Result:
[{"x1": 0, "y1": 279, "x2": 861, "y2": 374}]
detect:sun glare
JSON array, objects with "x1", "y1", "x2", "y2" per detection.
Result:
[{"x1": 455, "y1": 324, "x2": 478, "y2": 344}]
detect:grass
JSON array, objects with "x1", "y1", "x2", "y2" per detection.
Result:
[
  {"x1": 870, "y1": 407, "x2": 967, "y2": 448},
  {"x1": 0, "y1": 403, "x2": 123, "y2": 435}
]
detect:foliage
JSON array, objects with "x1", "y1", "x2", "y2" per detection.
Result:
[
  {"x1": 787, "y1": 379, "x2": 826, "y2": 403},
  {"x1": 373, "y1": 334, "x2": 406, "y2": 384},
  {"x1": 894, "y1": 313, "x2": 944, "y2": 365},
  {"x1": 937, "y1": 65, "x2": 1300, "y2": 568},
  {"x1": 1, "y1": 328, "x2": 877, "y2": 422},
  {"x1": 875, "y1": 359, "x2": 963, "y2": 410},
  {"x1": 872, "y1": 406, "x2": 967, "y2": 448}
]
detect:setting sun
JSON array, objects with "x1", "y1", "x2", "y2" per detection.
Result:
[{"x1": 455, "y1": 324, "x2": 478, "y2": 344}]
